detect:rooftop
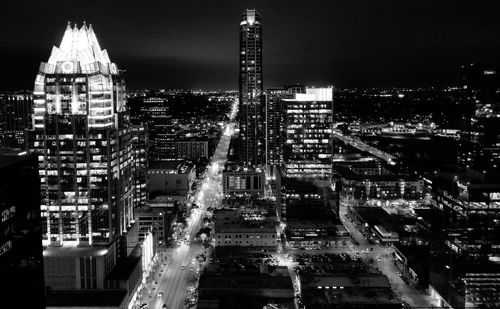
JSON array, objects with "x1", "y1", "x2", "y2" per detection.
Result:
[
  {"x1": 199, "y1": 265, "x2": 293, "y2": 293},
  {"x1": 149, "y1": 160, "x2": 194, "y2": 174},
  {"x1": 42, "y1": 22, "x2": 118, "y2": 75},
  {"x1": 43, "y1": 244, "x2": 110, "y2": 257},
  {"x1": 46, "y1": 289, "x2": 127, "y2": 307},
  {"x1": 333, "y1": 165, "x2": 420, "y2": 182},
  {"x1": 215, "y1": 216, "x2": 276, "y2": 234},
  {"x1": 223, "y1": 163, "x2": 264, "y2": 173},
  {"x1": 300, "y1": 273, "x2": 391, "y2": 290},
  {"x1": 283, "y1": 87, "x2": 334, "y2": 102}
]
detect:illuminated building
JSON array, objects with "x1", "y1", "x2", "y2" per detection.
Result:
[
  {"x1": 239, "y1": 9, "x2": 264, "y2": 167},
  {"x1": 176, "y1": 136, "x2": 209, "y2": 161},
  {"x1": 135, "y1": 196, "x2": 179, "y2": 246},
  {"x1": 131, "y1": 124, "x2": 149, "y2": 208},
  {"x1": 299, "y1": 273, "x2": 401, "y2": 309},
  {"x1": 332, "y1": 162, "x2": 424, "y2": 207},
  {"x1": 283, "y1": 87, "x2": 334, "y2": 178},
  {"x1": 0, "y1": 149, "x2": 45, "y2": 308},
  {"x1": 214, "y1": 209, "x2": 277, "y2": 248},
  {"x1": 263, "y1": 88, "x2": 290, "y2": 169},
  {"x1": 33, "y1": 21, "x2": 133, "y2": 247},
  {"x1": 0, "y1": 91, "x2": 33, "y2": 147},
  {"x1": 459, "y1": 63, "x2": 500, "y2": 171},
  {"x1": 140, "y1": 97, "x2": 181, "y2": 162},
  {"x1": 429, "y1": 171, "x2": 500, "y2": 308},
  {"x1": 222, "y1": 163, "x2": 265, "y2": 197},
  {"x1": 32, "y1": 23, "x2": 141, "y2": 306}
]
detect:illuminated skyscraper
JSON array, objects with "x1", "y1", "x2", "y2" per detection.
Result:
[
  {"x1": 33, "y1": 22, "x2": 134, "y2": 248},
  {"x1": 239, "y1": 9, "x2": 264, "y2": 166},
  {"x1": 31, "y1": 24, "x2": 148, "y2": 306},
  {"x1": 283, "y1": 87, "x2": 334, "y2": 178}
]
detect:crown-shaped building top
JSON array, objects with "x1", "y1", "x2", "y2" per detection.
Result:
[{"x1": 47, "y1": 22, "x2": 112, "y2": 67}]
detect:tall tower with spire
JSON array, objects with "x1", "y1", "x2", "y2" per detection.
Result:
[
  {"x1": 32, "y1": 22, "x2": 134, "y2": 290},
  {"x1": 239, "y1": 9, "x2": 264, "y2": 167}
]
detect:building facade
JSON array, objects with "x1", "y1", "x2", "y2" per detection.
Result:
[
  {"x1": 429, "y1": 172, "x2": 500, "y2": 308},
  {"x1": 332, "y1": 163, "x2": 424, "y2": 207},
  {"x1": 142, "y1": 97, "x2": 181, "y2": 162},
  {"x1": 214, "y1": 209, "x2": 277, "y2": 248},
  {"x1": 29, "y1": 25, "x2": 147, "y2": 308},
  {"x1": 0, "y1": 150, "x2": 45, "y2": 308},
  {"x1": 32, "y1": 22, "x2": 134, "y2": 247},
  {"x1": 148, "y1": 161, "x2": 196, "y2": 197},
  {"x1": 0, "y1": 91, "x2": 33, "y2": 147},
  {"x1": 131, "y1": 124, "x2": 148, "y2": 208},
  {"x1": 283, "y1": 87, "x2": 334, "y2": 178},
  {"x1": 176, "y1": 137, "x2": 209, "y2": 161},
  {"x1": 239, "y1": 9, "x2": 264, "y2": 167},
  {"x1": 222, "y1": 163, "x2": 265, "y2": 197}
]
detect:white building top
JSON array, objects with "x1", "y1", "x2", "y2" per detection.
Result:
[
  {"x1": 47, "y1": 22, "x2": 111, "y2": 67},
  {"x1": 291, "y1": 87, "x2": 334, "y2": 102}
]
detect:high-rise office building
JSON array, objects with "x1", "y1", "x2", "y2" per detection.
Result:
[
  {"x1": 0, "y1": 91, "x2": 33, "y2": 147},
  {"x1": 459, "y1": 63, "x2": 500, "y2": 171},
  {"x1": 33, "y1": 22, "x2": 134, "y2": 247},
  {"x1": 264, "y1": 88, "x2": 286, "y2": 169},
  {"x1": 264, "y1": 85, "x2": 305, "y2": 170},
  {"x1": 283, "y1": 87, "x2": 334, "y2": 178},
  {"x1": 239, "y1": 9, "x2": 264, "y2": 167},
  {"x1": 142, "y1": 97, "x2": 180, "y2": 162},
  {"x1": 429, "y1": 171, "x2": 500, "y2": 308},
  {"x1": 31, "y1": 23, "x2": 138, "y2": 297},
  {"x1": 131, "y1": 124, "x2": 149, "y2": 208}
]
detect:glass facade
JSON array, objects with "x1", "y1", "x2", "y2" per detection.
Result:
[
  {"x1": 239, "y1": 9, "x2": 264, "y2": 166},
  {"x1": 32, "y1": 23, "x2": 134, "y2": 247},
  {"x1": 283, "y1": 87, "x2": 334, "y2": 178}
]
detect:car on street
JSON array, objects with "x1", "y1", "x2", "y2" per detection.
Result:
[{"x1": 158, "y1": 292, "x2": 163, "y2": 297}]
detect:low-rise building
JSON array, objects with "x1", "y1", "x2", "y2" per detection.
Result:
[
  {"x1": 285, "y1": 199, "x2": 349, "y2": 249},
  {"x1": 333, "y1": 163, "x2": 424, "y2": 207},
  {"x1": 349, "y1": 206, "x2": 428, "y2": 245},
  {"x1": 148, "y1": 160, "x2": 196, "y2": 199},
  {"x1": 299, "y1": 273, "x2": 401, "y2": 309},
  {"x1": 286, "y1": 219, "x2": 350, "y2": 249},
  {"x1": 176, "y1": 136, "x2": 209, "y2": 161},
  {"x1": 134, "y1": 196, "x2": 178, "y2": 246},
  {"x1": 214, "y1": 209, "x2": 278, "y2": 248},
  {"x1": 197, "y1": 265, "x2": 295, "y2": 309},
  {"x1": 222, "y1": 163, "x2": 265, "y2": 197}
]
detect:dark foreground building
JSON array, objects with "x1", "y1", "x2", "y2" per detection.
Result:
[{"x1": 0, "y1": 149, "x2": 45, "y2": 308}]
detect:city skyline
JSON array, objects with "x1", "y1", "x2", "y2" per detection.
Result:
[
  {"x1": 2, "y1": 1, "x2": 500, "y2": 90},
  {"x1": 1, "y1": 3, "x2": 500, "y2": 309}
]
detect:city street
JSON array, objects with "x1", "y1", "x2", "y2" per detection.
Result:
[
  {"x1": 137, "y1": 104, "x2": 237, "y2": 309},
  {"x1": 338, "y1": 207, "x2": 435, "y2": 308},
  {"x1": 332, "y1": 129, "x2": 396, "y2": 165}
]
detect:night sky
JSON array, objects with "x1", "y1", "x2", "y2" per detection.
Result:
[{"x1": 1, "y1": 0, "x2": 500, "y2": 90}]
